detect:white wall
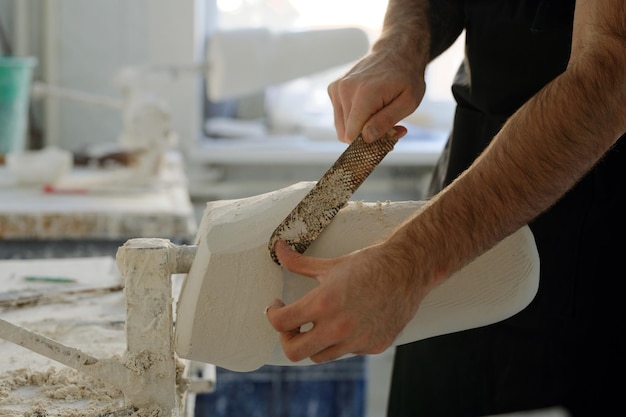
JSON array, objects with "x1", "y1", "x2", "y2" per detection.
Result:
[
  {"x1": 9, "y1": 0, "x2": 204, "y2": 152},
  {"x1": 52, "y1": 0, "x2": 148, "y2": 149},
  {"x1": 0, "y1": 1, "x2": 15, "y2": 55}
]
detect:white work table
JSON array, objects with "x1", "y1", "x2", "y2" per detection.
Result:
[
  {"x1": 190, "y1": 128, "x2": 447, "y2": 166},
  {"x1": 0, "y1": 256, "x2": 128, "y2": 415},
  {"x1": 0, "y1": 255, "x2": 195, "y2": 416},
  {"x1": 0, "y1": 152, "x2": 196, "y2": 243}
]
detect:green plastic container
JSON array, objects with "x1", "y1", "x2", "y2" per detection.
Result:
[{"x1": 0, "y1": 56, "x2": 37, "y2": 154}]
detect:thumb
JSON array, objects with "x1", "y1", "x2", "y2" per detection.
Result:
[{"x1": 275, "y1": 240, "x2": 328, "y2": 279}]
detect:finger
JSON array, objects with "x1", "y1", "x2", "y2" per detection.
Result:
[
  {"x1": 361, "y1": 95, "x2": 415, "y2": 143},
  {"x1": 278, "y1": 325, "x2": 322, "y2": 362},
  {"x1": 390, "y1": 125, "x2": 408, "y2": 141},
  {"x1": 333, "y1": 106, "x2": 348, "y2": 144},
  {"x1": 335, "y1": 81, "x2": 366, "y2": 143},
  {"x1": 265, "y1": 292, "x2": 317, "y2": 334},
  {"x1": 328, "y1": 83, "x2": 348, "y2": 143},
  {"x1": 342, "y1": 94, "x2": 373, "y2": 144},
  {"x1": 277, "y1": 320, "x2": 345, "y2": 363},
  {"x1": 275, "y1": 240, "x2": 332, "y2": 278},
  {"x1": 360, "y1": 124, "x2": 408, "y2": 144},
  {"x1": 284, "y1": 315, "x2": 365, "y2": 363},
  {"x1": 310, "y1": 343, "x2": 350, "y2": 364},
  {"x1": 266, "y1": 304, "x2": 329, "y2": 363},
  {"x1": 309, "y1": 325, "x2": 387, "y2": 363}
]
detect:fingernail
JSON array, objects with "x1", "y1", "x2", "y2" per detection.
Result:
[
  {"x1": 265, "y1": 299, "x2": 285, "y2": 314},
  {"x1": 364, "y1": 126, "x2": 379, "y2": 143}
]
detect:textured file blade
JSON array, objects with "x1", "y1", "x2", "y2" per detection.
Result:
[{"x1": 268, "y1": 130, "x2": 399, "y2": 264}]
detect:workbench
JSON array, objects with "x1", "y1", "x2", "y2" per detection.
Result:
[
  {"x1": 0, "y1": 256, "x2": 129, "y2": 415},
  {"x1": 0, "y1": 152, "x2": 197, "y2": 259},
  {"x1": 0, "y1": 254, "x2": 199, "y2": 416}
]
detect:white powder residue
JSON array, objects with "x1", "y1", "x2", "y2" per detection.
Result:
[
  {"x1": 0, "y1": 256, "x2": 191, "y2": 416},
  {"x1": 277, "y1": 218, "x2": 308, "y2": 241},
  {"x1": 0, "y1": 366, "x2": 125, "y2": 416}
]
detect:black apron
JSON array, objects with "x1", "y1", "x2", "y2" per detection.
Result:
[{"x1": 388, "y1": 1, "x2": 626, "y2": 416}]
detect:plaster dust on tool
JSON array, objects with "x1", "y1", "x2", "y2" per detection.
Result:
[{"x1": 268, "y1": 129, "x2": 400, "y2": 262}]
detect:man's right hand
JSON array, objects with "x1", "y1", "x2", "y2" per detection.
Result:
[{"x1": 327, "y1": 39, "x2": 427, "y2": 145}]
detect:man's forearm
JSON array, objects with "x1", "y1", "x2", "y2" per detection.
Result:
[
  {"x1": 374, "y1": 0, "x2": 464, "y2": 65},
  {"x1": 372, "y1": 0, "x2": 430, "y2": 74},
  {"x1": 388, "y1": 0, "x2": 626, "y2": 283}
]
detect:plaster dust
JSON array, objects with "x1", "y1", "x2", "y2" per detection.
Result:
[
  {"x1": 0, "y1": 366, "x2": 125, "y2": 417},
  {"x1": 0, "y1": 256, "x2": 187, "y2": 416},
  {"x1": 267, "y1": 169, "x2": 354, "y2": 260},
  {"x1": 175, "y1": 181, "x2": 540, "y2": 372}
]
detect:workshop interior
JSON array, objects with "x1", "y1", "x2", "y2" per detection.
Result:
[{"x1": 0, "y1": 1, "x2": 560, "y2": 417}]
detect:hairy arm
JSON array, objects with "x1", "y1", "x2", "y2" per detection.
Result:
[
  {"x1": 390, "y1": 0, "x2": 626, "y2": 284},
  {"x1": 376, "y1": 0, "x2": 464, "y2": 70}
]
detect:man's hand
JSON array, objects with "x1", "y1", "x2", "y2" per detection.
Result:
[
  {"x1": 265, "y1": 240, "x2": 438, "y2": 364},
  {"x1": 328, "y1": 47, "x2": 426, "y2": 144}
]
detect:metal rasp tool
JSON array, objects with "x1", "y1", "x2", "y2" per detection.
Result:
[{"x1": 268, "y1": 129, "x2": 399, "y2": 264}]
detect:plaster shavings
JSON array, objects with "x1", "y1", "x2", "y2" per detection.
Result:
[
  {"x1": 0, "y1": 366, "x2": 124, "y2": 416},
  {"x1": 0, "y1": 255, "x2": 192, "y2": 416},
  {"x1": 122, "y1": 351, "x2": 158, "y2": 374},
  {"x1": 269, "y1": 169, "x2": 353, "y2": 260}
]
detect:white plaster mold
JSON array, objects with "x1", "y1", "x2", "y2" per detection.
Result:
[{"x1": 174, "y1": 182, "x2": 540, "y2": 372}]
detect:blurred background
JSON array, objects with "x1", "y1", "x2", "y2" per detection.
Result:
[{"x1": 0, "y1": 0, "x2": 463, "y2": 201}]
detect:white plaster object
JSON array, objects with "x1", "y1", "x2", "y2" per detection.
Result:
[
  {"x1": 6, "y1": 147, "x2": 73, "y2": 185},
  {"x1": 174, "y1": 182, "x2": 540, "y2": 372}
]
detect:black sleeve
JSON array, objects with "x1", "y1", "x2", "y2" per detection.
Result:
[{"x1": 428, "y1": 0, "x2": 465, "y2": 60}]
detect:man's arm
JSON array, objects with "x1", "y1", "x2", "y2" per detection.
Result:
[
  {"x1": 390, "y1": 0, "x2": 626, "y2": 284},
  {"x1": 328, "y1": 0, "x2": 464, "y2": 143},
  {"x1": 377, "y1": 0, "x2": 464, "y2": 62}
]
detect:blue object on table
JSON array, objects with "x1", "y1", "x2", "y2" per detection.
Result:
[{"x1": 0, "y1": 56, "x2": 37, "y2": 154}]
